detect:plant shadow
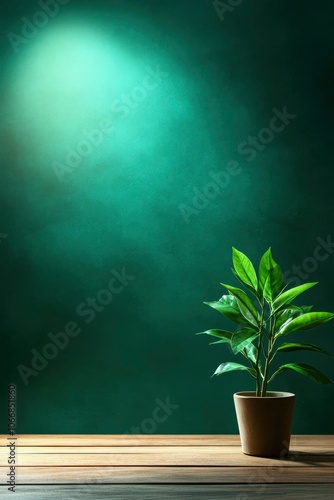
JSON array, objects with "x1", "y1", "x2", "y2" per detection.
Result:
[{"x1": 280, "y1": 450, "x2": 334, "y2": 467}]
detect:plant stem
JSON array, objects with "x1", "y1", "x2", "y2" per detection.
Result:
[
  {"x1": 261, "y1": 316, "x2": 276, "y2": 396},
  {"x1": 255, "y1": 300, "x2": 265, "y2": 397},
  {"x1": 261, "y1": 347, "x2": 271, "y2": 396}
]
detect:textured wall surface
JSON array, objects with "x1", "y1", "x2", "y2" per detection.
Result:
[{"x1": 0, "y1": 0, "x2": 333, "y2": 433}]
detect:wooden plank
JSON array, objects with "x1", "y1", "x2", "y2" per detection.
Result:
[
  {"x1": 3, "y1": 452, "x2": 333, "y2": 467},
  {"x1": 0, "y1": 435, "x2": 242, "y2": 446},
  {"x1": 1, "y1": 435, "x2": 332, "y2": 492},
  {"x1": 1, "y1": 445, "x2": 245, "y2": 455},
  {"x1": 1, "y1": 484, "x2": 333, "y2": 499},
  {"x1": 1, "y1": 435, "x2": 333, "y2": 447},
  {"x1": 4, "y1": 466, "x2": 334, "y2": 484},
  {"x1": 1, "y1": 445, "x2": 332, "y2": 455}
]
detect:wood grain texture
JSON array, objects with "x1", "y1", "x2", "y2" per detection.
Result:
[
  {"x1": 1, "y1": 445, "x2": 333, "y2": 454},
  {"x1": 6, "y1": 466, "x2": 334, "y2": 484},
  {"x1": 1, "y1": 434, "x2": 333, "y2": 446},
  {"x1": 0, "y1": 435, "x2": 333, "y2": 497},
  {"x1": 2, "y1": 452, "x2": 334, "y2": 467},
  {"x1": 1, "y1": 484, "x2": 334, "y2": 500}
]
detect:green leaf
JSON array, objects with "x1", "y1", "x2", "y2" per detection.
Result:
[
  {"x1": 204, "y1": 295, "x2": 252, "y2": 326},
  {"x1": 232, "y1": 247, "x2": 258, "y2": 291},
  {"x1": 270, "y1": 363, "x2": 332, "y2": 384},
  {"x1": 300, "y1": 305, "x2": 313, "y2": 313},
  {"x1": 275, "y1": 305, "x2": 313, "y2": 332},
  {"x1": 258, "y1": 248, "x2": 283, "y2": 300},
  {"x1": 277, "y1": 343, "x2": 332, "y2": 356},
  {"x1": 231, "y1": 268, "x2": 260, "y2": 299},
  {"x1": 231, "y1": 327, "x2": 259, "y2": 354},
  {"x1": 275, "y1": 308, "x2": 303, "y2": 331},
  {"x1": 212, "y1": 362, "x2": 256, "y2": 378},
  {"x1": 278, "y1": 312, "x2": 334, "y2": 336},
  {"x1": 209, "y1": 339, "x2": 230, "y2": 345},
  {"x1": 242, "y1": 343, "x2": 258, "y2": 365},
  {"x1": 196, "y1": 329, "x2": 233, "y2": 343},
  {"x1": 220, "y1": 284, "x2": 260, "y2": 327},
  {"x1": 273, "y1": 282, "x2": 317, "y2": 312},
  {"x1": 241, "y1": 344, "x2": 263, "y2": 376},
  {"x1": 263, "y1": 264, "x2": 284, "y2": 302},
  {"x1": 258, "y1": 248, "x2": 271, "y2": 292}
]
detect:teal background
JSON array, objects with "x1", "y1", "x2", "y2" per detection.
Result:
[{"x1": 0, "y1": 0, "x2": 333, "y2": 433}]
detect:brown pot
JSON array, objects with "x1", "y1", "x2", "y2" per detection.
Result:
[{"x1": 233, "y1": 391, "x2": 295, "y2": 457}]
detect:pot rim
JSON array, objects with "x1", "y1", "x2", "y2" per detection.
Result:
[{"x1": 234, "y1": 391, "x2": 295, "y2": 399}]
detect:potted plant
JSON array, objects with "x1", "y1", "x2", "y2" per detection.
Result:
[{"x1": 197, "y1": 247, "x2": 334, "y2": 457}]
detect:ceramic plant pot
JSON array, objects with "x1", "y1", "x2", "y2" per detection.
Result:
[{"x1": 233, "y1": 391, "x2": 295, "y2": 457}]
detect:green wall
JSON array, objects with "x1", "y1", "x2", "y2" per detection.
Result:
[{"x1": 1, "y1": 0, "x2": 334, "y2": 434}]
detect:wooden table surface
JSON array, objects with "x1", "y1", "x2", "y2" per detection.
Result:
[{"x1": 1, "y1": 435, "x2": 333, "y2": 499}]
